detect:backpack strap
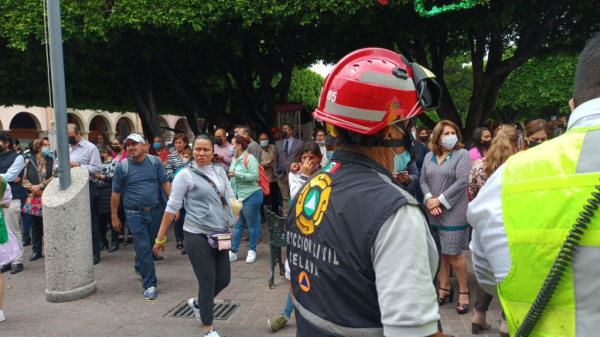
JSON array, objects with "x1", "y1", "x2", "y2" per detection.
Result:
[{"x1": 243, "y1": 153, "x2": 249, "y2": 169}]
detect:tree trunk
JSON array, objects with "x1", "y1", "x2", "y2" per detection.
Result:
[{"x1": 127, "y1": 63, "x2": 162, "y2": 141}]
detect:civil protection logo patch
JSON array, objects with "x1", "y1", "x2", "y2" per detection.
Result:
[
  {"x1": 295, "y1": 173, "x2": 332, "y2": 235},
  {"x1": 299, "y1": 271, "x2": 310, "y2": 292}
]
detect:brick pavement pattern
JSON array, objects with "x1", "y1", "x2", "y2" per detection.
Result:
[{"x1": 2, "y1": 222, "x2": 502, "y2": 337}]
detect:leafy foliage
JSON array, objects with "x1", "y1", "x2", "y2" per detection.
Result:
[{"x1": 287, "y1": 69, "x2": 324, "y2": 113}]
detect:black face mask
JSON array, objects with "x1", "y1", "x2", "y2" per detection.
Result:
[
  {"x1": 281, "y1": 131, "x2": 288, "y2": 139},
  {"x1": 420, "y1": 136, "x2": 429, "y2": 143},
  {"x1": 69, "y1": 136, "x2": 78, "y2": 145},
  {"x1": 112, "y1": 145, "x2": 120, "y2": 152},
  {"x1": 215, "y1": 138, "x2": 223, "y2": 146},
  {"x1": 482, "y1": 140, "x2": 492, "y2": 148},
  {"x1": 529, "y1": 140, "x2": 541, "y2": 148},
  {"x1": 0, "y1": 145, "x2": 5, "y2": 153}
]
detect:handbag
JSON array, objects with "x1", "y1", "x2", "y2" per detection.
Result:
[
  {"x1": 206, "y1": 233, "x2": 232, "y2": 251},
  {"x1": 21, "y1": 158, "x2": 44, "y2": 217}
]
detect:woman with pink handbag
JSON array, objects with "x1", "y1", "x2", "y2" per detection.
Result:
[
  {"x1": 153, "y1": 135, "x2": 238, "y2": 337},
  {"x1": 21, "y1": 138, "x2": 54, "y2": 262}
]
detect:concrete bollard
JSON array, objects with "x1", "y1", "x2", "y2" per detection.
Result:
[{"x1": 42, "y1": 167, "x2": 96, "y2": 302}]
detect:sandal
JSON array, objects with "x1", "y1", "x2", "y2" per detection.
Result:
[
  {"x1": 456, "y1": 291, "x2": 470, "y2": 315},
  {"x1": 438, "y1": 287, "x2": 454, "y2": 306}
]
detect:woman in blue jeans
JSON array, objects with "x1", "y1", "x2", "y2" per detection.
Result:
[{"x1": 228, "y1": 136, "x2": 263, "y2": 264}]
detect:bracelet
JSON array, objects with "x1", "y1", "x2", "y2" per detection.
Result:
[{"x1": 155, "y1": 236, "x2": 167, "y2": 244}]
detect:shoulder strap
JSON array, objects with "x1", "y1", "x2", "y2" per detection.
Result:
[
  {"x1": 243, "y1": 153, "x2": 250, "y2": 169},
  {"x1": 121, "y1": 158, "x2": 130, "y2": 181},
  {"x1": 29, "y1": 157, "x2": 44, "y2": 181},
  {"x1": 188, "y1": 166, "x2": 228, "y2": 209}
]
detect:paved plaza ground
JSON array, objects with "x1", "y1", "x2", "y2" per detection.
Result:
[{"x1": 2, "y1": 222, "x2": 503, "y2": 337}]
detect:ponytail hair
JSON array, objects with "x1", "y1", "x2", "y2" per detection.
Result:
[{"x1": 484, "y1": 125, "x2": 519, "y2": 178}]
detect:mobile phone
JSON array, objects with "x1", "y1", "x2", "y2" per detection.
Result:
[{"x1": 551, "y1": 116, "x2": 557, "y2": 121}]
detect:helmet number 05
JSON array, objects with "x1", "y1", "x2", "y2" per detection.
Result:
[{"x1": 326, "y1": 90, "x2": 337, "y2": 103}]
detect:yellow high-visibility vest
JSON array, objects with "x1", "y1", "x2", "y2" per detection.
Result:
[{"x1": 499, "y1": 124, "x2": 600, "y2": 336}]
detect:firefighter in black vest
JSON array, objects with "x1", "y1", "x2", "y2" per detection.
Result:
[{"x1": 286, "y1": 48, "x2": 449, "y2": 337}]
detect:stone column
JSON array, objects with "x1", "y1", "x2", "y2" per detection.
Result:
[{"x1": 42, "y1": 167, "x2": 96, "y2": 302}]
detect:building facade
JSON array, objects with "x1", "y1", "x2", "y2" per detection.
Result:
[{"x1": 0, "y1": 106, "x2": 195, "y2": 148}]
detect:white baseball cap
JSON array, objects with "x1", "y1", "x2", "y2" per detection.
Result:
[{"x1": 126, "y1": 134, "x2": 145, "y2": 144}]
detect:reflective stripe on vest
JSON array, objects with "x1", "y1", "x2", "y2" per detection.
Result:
[
  {"x1": 294, "y1": 300, "x2": 384, "y2": 337},
  {"x1": 499, "y1": 126, "x2": 600, "y2": 336}
]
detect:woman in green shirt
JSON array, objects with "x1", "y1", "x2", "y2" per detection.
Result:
[{"x1": 228, "y1": 136, "x2": 263, "y2": 264}]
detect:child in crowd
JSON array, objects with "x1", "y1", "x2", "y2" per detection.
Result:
[{"x1": 0, "y1": 176, "x2": 23, "y2": 322}]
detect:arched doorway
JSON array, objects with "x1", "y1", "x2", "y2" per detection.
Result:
[
  {"x1": 9, "y1": 112, "x2": 41, "y2": 146},
  {"x1": 115, "y1": 117, "x2": 134, "y2": 138},
  {"x1": 174, "y1": 118, "x2": 194, "y2": 140},
  {"x1": 157, "y1": 116, "x2": 173, "y2": 143},
  {"x1": 67, "y1": 113, "x2": 84, "y2": 131},
  {"x1": 88, "y1": 115, "x2": 112, "y2": 144}
]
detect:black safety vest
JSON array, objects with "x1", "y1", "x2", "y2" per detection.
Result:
[
  {"x1": 286, "y1": 149, "x2": 413, "y2": 337},
  {"x1": 0, "y1": 150, "x2": 24, "y2": 200}
]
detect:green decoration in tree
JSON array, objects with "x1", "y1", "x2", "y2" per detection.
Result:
[{"x1": 414, "y1": 0, "x2": 479, "y2": 17}]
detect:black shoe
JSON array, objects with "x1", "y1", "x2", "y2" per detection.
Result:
[
  {"x1": 30, "y1": 252, "x2": 43, "y2": 262},
  {"x1": 126, "y1": 236, "x2": 133, "y2": 244},
  {"x1": 118, "y1": 236, "x2": 125, "y2": 243},
  {"x1": 438, "y1": 287, "x2": 455, "y2": 306},
  {"x1": 153, "y1": 254, "x2": 164, "y2": 261},
  {"x1": 10, "y1": 264, "x2": 23, "y2": 274},
  {"x1": 101, "y1": 240, "x2": 109, "y2": 251},
  {"x1": 22, "y1": 236, "x2": 31, "y2": 247},
  {"x1": 108, "y1": 242, "x2": 119, "y2": 253},
  {"x1": 181, "y1": 248, "x2": 187, "y2": 255},
  {"x1": 93, "y1": 254, "x2": 100, "y2": 265},
  {"x1": 0, "y1": 264, "x2": 12, "y2": 273},
  {"x1": 176, "y1": 242, "x2": 183, "y2": 250}
]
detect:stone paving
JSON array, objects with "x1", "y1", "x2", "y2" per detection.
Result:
[{"x1": 1, "y1": 222, "x2": 502, "y2": 337}]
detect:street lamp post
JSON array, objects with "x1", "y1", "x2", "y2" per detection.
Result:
[{"x1": 47, "y1": 0, "x2": 71, "y2": 191}]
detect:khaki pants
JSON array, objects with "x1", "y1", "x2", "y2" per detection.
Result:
[
  {"x1": 4, "y1": 199, "x2": 24, "y2": 265},
  {"x1": 277, "y1": 174, "x2": 291, "y2": 217}
]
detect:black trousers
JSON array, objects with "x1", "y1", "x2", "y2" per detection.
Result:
[
  {"x1": 173, "y1": 207, "x2": 186, "y2": 243},
  {"x1": 97, "y1": 212, "x2": 118, "y2": 244},
  {"x1": 261, "y1": 181, "x2": 280, "y2": 214},
  {"x1": 89, "y1": 184, "x2": 101, "y2": 257},
  {"x1": 30, "y1": 216, "x2": 44, "y2": 255},
  {"x1": 184, "y1": 231, "x2": 230, "y2": 326}
]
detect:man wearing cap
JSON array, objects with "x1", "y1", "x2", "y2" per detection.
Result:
[
  {"x1": 66, "y1": 124, "x2": 103, "y2": 264},
  {"x1": 111, "y1": 134, "x2": 171, "y2": 300}
]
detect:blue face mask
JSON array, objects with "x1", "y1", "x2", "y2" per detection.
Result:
[
  {"x1": 260, "y1": 140, "x2": 269, "y2": 147},
  {"x1": 325, "y1": 151, "x2": 334, "y2": 160},
  {"x1": 153, "y1": 142, "x2": 161, "y2": 150},
  {"x1": 391, "y1": 148, "x2": 411, "y2": 172},
  {"x1": 230, "y1": 145, "x2": 236, "y2": 155},
  {"x1": 316, "y1": 141, "x2": 325, "y2": 145},
  {"x1": 41, "y1": 148, "x2": 52, "y2": 157}
]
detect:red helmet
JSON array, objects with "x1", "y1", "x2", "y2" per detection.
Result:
[{"x1": 313, "y1": 48, "x2": 441, "y2": 135}]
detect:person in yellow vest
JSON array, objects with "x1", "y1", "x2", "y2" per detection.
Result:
[{"x1": 468, "y1": 33, "x2": 600, "y2": 337}]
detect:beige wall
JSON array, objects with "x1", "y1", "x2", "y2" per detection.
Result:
[{"x1": 0, "y1": 106, "x2": 194, "y2": 144}]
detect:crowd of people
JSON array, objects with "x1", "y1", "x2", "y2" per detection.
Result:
[{"x1": 0, "y1": 35, "x2": 599, "y2": 337}]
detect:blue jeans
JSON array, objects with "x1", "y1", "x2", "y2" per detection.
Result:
[
  {"x1": 125, "y1": 206, "x2": 162, "y2": 289},
  {"x1": 283, "y1": 292, "x2": 294, "y2": 319},
  {"x1": 232, "y1": 189, "x2": 263, "y2": 253}
]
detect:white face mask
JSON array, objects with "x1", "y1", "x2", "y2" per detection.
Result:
[
  {"x1": 441, "y1": 135, "x2": 458, "y2": 150},
  {"x1": 182, "y1": 158, "x2": 190, "y2": 166}
]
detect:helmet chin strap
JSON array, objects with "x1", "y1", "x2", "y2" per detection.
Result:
[{"x1": 352, "y1": 123, "x2": 417, "y2": 162}]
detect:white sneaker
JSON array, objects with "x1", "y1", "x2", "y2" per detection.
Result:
[
  {"x1": 0, "y1": 310, "x2": 5, "y2": 322},
  {"x1": 205, "y1": 329, "x2": 220, "y2": 337},
  {"x1": 187, "y1": 298, "x2": 201, "y2": 322},
  {"x1": 246, "y1": 250, "x2": 257, "y2": 263},
  {"x1": 229, "y1": 251, "x2": 238, "y2": 262}
]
